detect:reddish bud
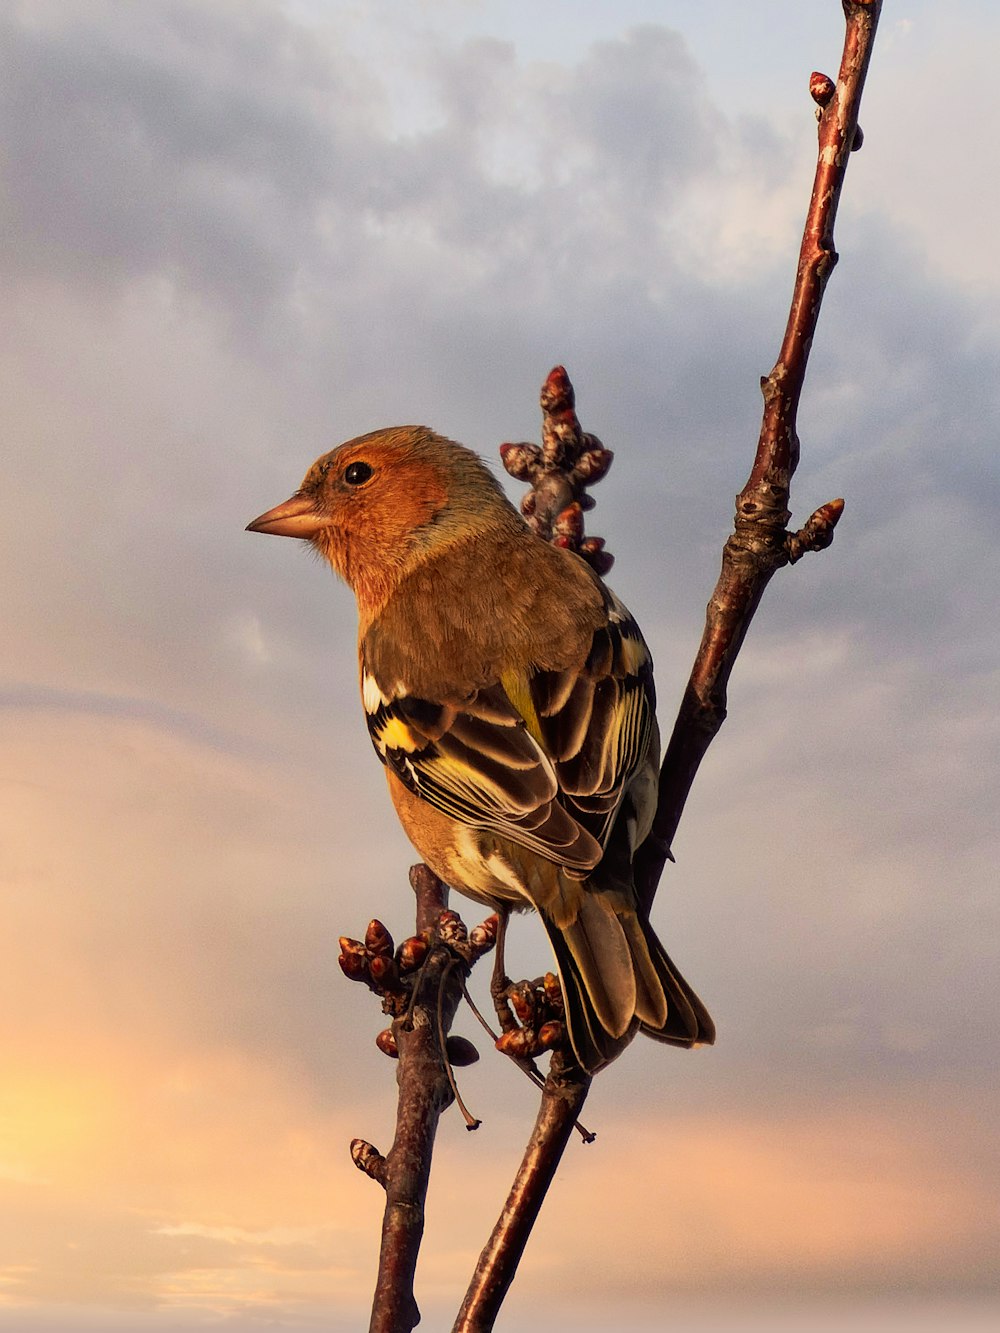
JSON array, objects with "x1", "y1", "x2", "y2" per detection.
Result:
[
  {"x1": 350, "y1": 1138, "x2": 387, "y2": 1182},
  {"x1": 554, "y1": 502, "x2": 584, "y2": 543},
  {"x1": 338, "y1": 955, "x2": 368, "y2": 982},
  {"x1": 375, "y1": 1028, "x2": 399, "y2": 1058},
  {"x1": 338, "y1": 937, "x2": 369, "y2": 982},
  {"x1": 397, "y1": 934, "x2": 429, "y2": 972},
  {"x1": 540, "y1": 365, "x2": 574, "y2": 414},
  {"x1": 809, "y1": 72, "x2": 835, "y2": 106},
  {"x1": 445, "y1": 1036, "x2": 480, "y2": 1067},
  {"x1": 469, "y1": 914, "x2": 499, "y2": 956},
  {"x1": 496, "y1": 1029, "x2": 535, "y2": 1059},
  {"x1": 537, "y1": 1020, "x2": 565, "y2": 1050},
  {"x1": 365, "y1": 919, "x2": 394, "y2": 957},
  {"x1": 368, "y1": 953, "x2": 397, "y2": 987},
  {"x1": 542, "y1": 973, "x2": 564, "y2": 1012},
  {"x1": 509, "y1": 982, "x2": 536, "y2": 1024},
  {"x1": 499, "y1": 441, "x2": 541, "y2": 481},
  {"x1": 573, "y1": 446, "x2": 613, "y2": 485},
  {"x1": 581, "y1": 544, "x2": 614, "y2": 576},
  {"x1": 437, "y1": 909, "x2": 468, "y2": 948},
  {"x1": 851, "y1": 123, "x2": 864, "y2": 151}
]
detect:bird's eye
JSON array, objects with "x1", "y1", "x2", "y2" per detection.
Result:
[{"x1": 343, "y1": 461, "x2": 374, "y2": 486}]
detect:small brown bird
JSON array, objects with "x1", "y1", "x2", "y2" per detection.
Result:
[{"x1": 247, "y1": 426, "x2": 713, "y2": 1072}]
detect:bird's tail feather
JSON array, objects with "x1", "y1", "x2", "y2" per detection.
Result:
[
  {"x1": 631, "y1": 911, "x2": 716, "y2": 1050},
  {"x1": 539, "y1": 893, "x2": 714, "y2": 1073}
]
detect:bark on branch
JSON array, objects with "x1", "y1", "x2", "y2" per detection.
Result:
[
  {"x1": 452, "y1": 1052, "x2": 591, "y2": 1332},
  {"x1": 342, "y1": 867, "x2": 496, "y2": 1333},
  {"x1": 360, "y1": 867, "x2": 458, "y2": 1333},
  {"x1": 634, "y1": 0, "x2": 882, "y2": 912}
]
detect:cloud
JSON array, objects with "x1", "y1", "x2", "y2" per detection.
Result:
[
  {"x1": 1, "y1": 0, "x2": 998, "y2": 1326},
  {"x1": 1, "y1": 0, "x2": 376, "y2": 317},
  {"x1": 536, "y1": 1100, "x2": 999, "y2": 1300},
  {"x1": 856, "y1": 6, "x2": 1000, "y2": 301},
  {"x1": 0, "y1": 1050, "x2": 376, "y2": 1321}
]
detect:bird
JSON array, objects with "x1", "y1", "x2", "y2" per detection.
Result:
[{"x1": 247, "y1": 425, "x2": 714, "y2": 1072}]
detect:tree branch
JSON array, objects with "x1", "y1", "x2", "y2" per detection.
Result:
[
  {"x1": 343, "y1": 866, "x2": 493, "y2": 1333},
  {"x1": 501, "y1": 364, "x2": 616, "y2": 575},
  {"x1": 634, "y1": 0, "x2": 882, "y2": 912},
  {"x1": 452, "y1": 1052, "x2": 591, "y2": 1333}
]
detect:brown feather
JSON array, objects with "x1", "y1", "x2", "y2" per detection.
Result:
[{"x1": 253, "y1": 426, "x2": 714, "y2": 1071}]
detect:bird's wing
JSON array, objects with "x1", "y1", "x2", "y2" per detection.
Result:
[
  {"x1": 361, "y1": 593, "x2": 654, "y2": 869},
  {"x1": 362, "y1": 670, "x2": 604, "y2": 871},
  {"x1": 528, "y1": 591, "x2": 656, "y2": 849}
]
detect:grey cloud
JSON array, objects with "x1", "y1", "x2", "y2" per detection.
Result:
[
  {"x1": 2, "y1": 2, "x2": 999, "y2": 1312},
  {"x1": 1, "y1": 6, "x2": 734, "y2": 351},
  {"x1": 1, "y1": 1, "x2": 374, "y2": 316}
]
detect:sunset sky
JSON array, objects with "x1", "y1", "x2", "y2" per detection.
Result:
[{"x1": 2, "y1": 2, "x2": 998, "y2": 1330}]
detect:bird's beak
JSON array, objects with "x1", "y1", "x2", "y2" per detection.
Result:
[{"x1": 246, "y1": 491, "x2": 325, "y2": 539}]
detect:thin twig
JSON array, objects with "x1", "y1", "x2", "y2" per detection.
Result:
[
  {"x1": 452, "y1": 1052, "x2": 592, "y2": 1333},
  {"x1": 439, "y1": 958, "x2": 482, "y2": 1130},
  {"x1": 635, "y1": 0, "x2": 882, "y2": 912}
]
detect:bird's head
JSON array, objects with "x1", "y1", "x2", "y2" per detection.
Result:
[{"x1": 247, "y1": 425, "x2": 518, "y2": 619}]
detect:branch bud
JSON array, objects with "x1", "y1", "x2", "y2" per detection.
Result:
[
  {"x1": 554, "y1": 502, "x2": 585, "y2": 544},
  {"x1": 368, "y1": 953, "x2": 398, "y2": 989},
  {"x1": 338, "y1": 936, "x2": 369, "y2": 982},
  {"x1": 437, "y1": 909, "x2": 468, "y2": 948},
  {"x1": 365, "y1": 919, "x2": 394, "y2": 957},
  {"x1": 445, "y1": 1036, "x2": 480, "y2": 1067},
  {"x1": 540, "y1": 364, "x2": 574, "y2": 414},
  {"x1": 350, "y1": 1138, "x2": 388, "y2": 1186},
  {"x1": 542, "y1": 972, "x2": 565, "y2": 1014},
  {"x1": 469, "y1": 914, "x2": 499, "y2": 958},
  {"x1": 786, "y1": 496, "x2": 845, "y2": 563},
  {"x1": 508, "y1": 981, "x2": 537, "y2": 1024},
  {"x1": 397, "y1": 933, "x2": 429, "y2": 972},
  {"x1": 375, "y1": 1028, "x2": 399, "y2": 1058},
  {"x1": 495, "y1": 1029, "x2": 535, "y2": 1059},
  {"x1": 810, "y1": 72, "x2": 835, "y2": 106},
  {"x1": 579, "y1": 537, "x2": 614, "y2": 576},
  {"x1": 499, "y1": 441, "x2": 542, "y2": 481},
  {"x1": 572, "y1": 445, "x2": 614, "y2": 485},
  {"x1": 537, "y1": 1020, "x2": 565, "y2": 1050}
]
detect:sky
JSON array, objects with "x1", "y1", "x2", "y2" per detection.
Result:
[{"x1": 2, "y1": 1, "x2": 999, "y2": 1330}]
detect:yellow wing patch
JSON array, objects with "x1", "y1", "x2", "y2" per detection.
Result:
[
  {"x1": 500, "y1": 667, "x2": 544, "y2": 744},
  {"x1": 378, "y1": 715, "x2": 421, "y2": 753},
  {"x1": 359, "y1": 669, "x2": 603, "y2": 872}
]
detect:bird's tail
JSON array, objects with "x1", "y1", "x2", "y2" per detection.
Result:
[{"x1": 539, "y1": 891, "x2": 715, "y2": 1074}]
